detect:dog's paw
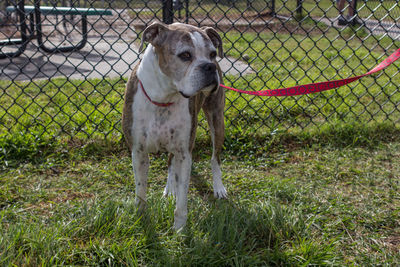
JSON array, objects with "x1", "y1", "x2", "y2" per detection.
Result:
[
  {"x1": 173, "y1": 215, "x2": 187, "y2": 232},
  {"x1": 163, "y1": 183, "x2": 177, "y2": 198},
  {"x1": 136, "y1": 198, "x2": 147, "y2": 214},
  {"x1": 213, "y1": 184, "x2": 228, "y2": 199}
]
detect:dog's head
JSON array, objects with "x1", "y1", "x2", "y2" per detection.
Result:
[{"x1": 139, "y1": 22, "x2": 223, "y2": 98}]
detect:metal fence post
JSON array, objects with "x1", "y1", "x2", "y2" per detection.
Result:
[
  {"x1": 162, "y1": 0, "x2": 174, "y2": 24},
  {"x1": 270, "y1": 0, "x2": 276, "y2": 16},
  {"x1": 296, "y1": 0, "x2": 303, "y2": 18}
]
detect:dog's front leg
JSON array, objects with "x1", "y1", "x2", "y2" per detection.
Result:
[
  {"x1": 164, "y1": 154, "x2": 177, "y2": 197},
  {"x1": 173, "y1": 152, "x2": 192, "y2": 231},
  {"x1": 132, "y1": 149, "x2": 150, "y2": 213}
]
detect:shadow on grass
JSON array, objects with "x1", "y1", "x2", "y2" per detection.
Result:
[
  {"x1": 0, "y1": 192, "x2": 338, "y2": 265},
  {"x1": 191, "y1": 172, "x2": 214, "y2": 199},
  {"x1": 224, "y1": 120, "x2": 400, "y2": 160},
  {"x1": 182, "y1": 198, "x2": 337, "y2": 266}
]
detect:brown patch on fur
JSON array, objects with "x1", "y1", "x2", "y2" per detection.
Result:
[
  {"x1": 155, "y1": 29, "x2": 195, "y2": 78},
  {"x1": 188, "y1": 64, "x2": 225, "y2": 158},
  {"x1": 202, "y1": 27, "x2": 223, "y2": 58},
  {"x1": 122, "y1": 64, "x2": 139, "y2": 152},
  {"x1": 188, "y1": 94, "x2": 205, "y2": 152},
  {"x1": 202, "y1": 65, "x2": 225, "y2": 164}
]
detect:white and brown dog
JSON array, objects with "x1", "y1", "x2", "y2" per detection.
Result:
[{"x1": 122, "y1": 22, "x2": 227, "y2": 230}]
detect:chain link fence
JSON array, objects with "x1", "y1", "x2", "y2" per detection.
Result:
[{"x1": 1, "y1": 0, "x2": 399, "y2": 144}]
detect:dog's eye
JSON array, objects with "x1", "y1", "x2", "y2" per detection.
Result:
[
  {"x1": 210, "y1": 51, "x2": 217, "y2": 59},
  {"x1": 178, "y1": 52, "x2": 192, "y2": 61}
]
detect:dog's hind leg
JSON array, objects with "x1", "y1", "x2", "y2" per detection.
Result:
[
  {"x1": 203, "y1": 87, "x2": 227, "y2": 199},
  {"x1": 132, "y1": 149, "x2": 150, "y2": 212}
]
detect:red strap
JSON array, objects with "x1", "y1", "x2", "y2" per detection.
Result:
[
  {"x1": 220, "y1": 48, "x2": 400, "y2": 97},
  {"x1": 139, "y1": 80, "x2": 174, "y2": 107}
]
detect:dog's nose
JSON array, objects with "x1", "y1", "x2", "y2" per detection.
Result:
[{"x1": 201, "y1": 63, "x2": 217, "y2": 73}]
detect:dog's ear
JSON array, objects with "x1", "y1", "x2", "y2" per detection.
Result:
[
  {"x1": 139, "y1": 22, "x2": 169, "y2": 53},
  {"x1": 202, "y1": 27, "x2": 223, "y2": 58}
]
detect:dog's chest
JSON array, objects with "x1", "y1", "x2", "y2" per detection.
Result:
[{"x1": 131, "y1": 94, "x2": 191, "y2": 153}]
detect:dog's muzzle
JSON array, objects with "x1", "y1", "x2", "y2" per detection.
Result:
[
  {"x1": 200, "y1": 62, "x2": 219, "y2": 89},
  {"x1": 179, "y1": 62, "x2": 219, "y2": 98},
  {"x1": 201, "y1": 62, "x2": 217, "y2": 74}
]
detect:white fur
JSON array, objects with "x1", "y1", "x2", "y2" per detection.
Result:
[
  {"x1": 133, "y1": 45, "x2": 192, "y2": 231},
  {"x1": 131, "y1": 37, "x2": 226, "y2": 231},
  {"x1": 190, "y1": 32, "x2": 207, "y2": 58},
  {"x1": 137, "y1": 45, "x2": 180, "y2": 104}
]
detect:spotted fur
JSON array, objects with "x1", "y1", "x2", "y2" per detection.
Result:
[{"x1": 122, "y1": 22, "x2": 226, "y2": 231}]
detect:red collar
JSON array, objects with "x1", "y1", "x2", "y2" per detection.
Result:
[{"x1": 138, "y1": 80, "x2": 174, "y2": 107}]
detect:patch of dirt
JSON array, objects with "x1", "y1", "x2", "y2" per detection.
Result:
[
  {"x1": 26, "y1": 190, "x2": 94, "y2": 216},
  {"x1": 0, "y1": 19, "x2": 21, "y2": 39},
  {"x1": 385, "y1": 235, "x2": 400, "y2": 252},
  {"x1": 53, "y1": 190, "x2": 94, "y2": 203}
]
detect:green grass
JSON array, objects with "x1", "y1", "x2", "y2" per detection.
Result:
[
  {"x1": 275, "y1": 0, "x2": 400, "y2": 22},
  {"x1": 1, "y1": 28, "x2": 400, "y2": 265},
  {"x1": 1, "y1": 123, "x2": 400, "y2": 265},
  {"x1": 127, "y1": 0, "x2": 400, "y2": 23},
  {"x1": 54, "y1": 0, "x2": 400, "y2": 23},
  {"x1": 221, "y1": 30, "x2": 400, "y2": 135}
]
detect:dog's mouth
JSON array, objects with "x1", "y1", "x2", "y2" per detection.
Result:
[
  {"x1": 209, "y1": 83, "x2": 219, "y2": 93},
  {"x1": 179, "y1": 84, "x2": 218, "y2": 99},
  {"x1": 179, "y1": 91, "x2": 191, "y2": 98},
  {"x1": 201, "y1": 82, "x2": 219, "y2": 94}
]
